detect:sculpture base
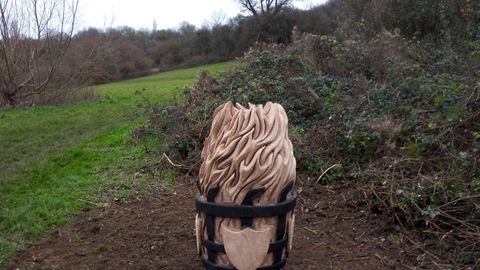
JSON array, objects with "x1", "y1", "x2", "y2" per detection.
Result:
[{"x1": 201, "y1": 257, "x2": 287, "y2": 270}]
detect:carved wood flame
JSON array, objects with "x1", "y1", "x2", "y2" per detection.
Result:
[{"x1": 198, "y1": 101, "x2": 296, "y2": 267}]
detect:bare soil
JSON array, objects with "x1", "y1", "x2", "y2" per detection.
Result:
[{"x1": 4, "y1": 177, "x2": 455, "y2": 270}]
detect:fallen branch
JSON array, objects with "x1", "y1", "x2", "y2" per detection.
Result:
[
  {"x1": 390, "y1": 160, "x2": 396, "y2": 207},
  {"x1": 163, "y1": 153, "x2": 190, "y2": 169},
  {"x1": 437, "y1": 109, "x2": 480, "y2": 129},
  {"x1": 369, "y1": 186, "x2": 389, "y2": 209},
  {"x1": 406, "y1": 236, "x2": 440, "y2": 261},
  {"x1": 315, "y1": 164, "x2": 341, "y2": 184},
  {"x1": 303, "y1": 227, "x2": 319, "y2": 235}
]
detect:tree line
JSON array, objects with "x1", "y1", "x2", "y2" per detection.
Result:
[
  {"x1": 0, "y1": 0, "x2": 341, "y2": 107},
  {"x1": 76, "y1": 0, "x2": 341, "y2": 81}
]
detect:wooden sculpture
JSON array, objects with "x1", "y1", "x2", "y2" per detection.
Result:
[{"x1": 195, "y1": 101, "x2": 296, "y2": 270}]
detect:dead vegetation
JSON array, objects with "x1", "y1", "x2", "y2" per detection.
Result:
[{"x1": 137, "y1": 0, "x2": 480, "y2": 267}]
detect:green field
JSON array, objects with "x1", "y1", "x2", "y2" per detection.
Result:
[{"x1": 0, "y1": 62, "x2": 233, "y2": 265}]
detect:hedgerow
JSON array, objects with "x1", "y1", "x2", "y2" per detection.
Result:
[{"x1": 139, "y1": 0, "x2": 480, "y2": 266}]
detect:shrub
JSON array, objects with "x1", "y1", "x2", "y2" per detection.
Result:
[{"x1": 140, "y1": 0, "x2": 480, "y2": 265}]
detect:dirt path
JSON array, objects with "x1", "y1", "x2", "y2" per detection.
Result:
[{"x1": 4, "y1": 177, "x2": 447, "y2": 270}]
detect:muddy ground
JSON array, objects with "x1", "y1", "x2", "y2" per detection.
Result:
[{"x1": 4, "y1": 177, "x2": 461, "y2": 270}]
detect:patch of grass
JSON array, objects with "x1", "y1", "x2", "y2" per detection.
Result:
[
  {"x1": 0, "y1": 124, "x2": 139, "y2": 236},
  {"x1": 71, "y1": 235, "x2": 88, "y2": 246},
  {"x1": 162, "y1": 170, "x2": 179, "y2": 187},
  {"x1": 92, "y1": 244, "x2": 110, "y2": 254},
  {"x1": 97, "y1": 62, "x2": 234, "y2": 100},
  {"x1": 0, "y1": 62, "x2": 234, "y2": 266},
  {"x1": 0, "y1": 62, "x2": 233, "y2": 182},
  {"x1": 0, "y1": 236, "x2": 21, "y2": 265}
]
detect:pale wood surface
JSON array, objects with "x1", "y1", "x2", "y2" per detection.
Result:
[
  {"x1": 197, "y1": 102, "x2": 296, "y2": 268},
  {"x1": 222, "y1": 227, "x2": 271, "y2": 270}
]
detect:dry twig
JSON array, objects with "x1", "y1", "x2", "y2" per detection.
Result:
[
  {"x1": 369, "y1": 186, "x2": 389, "y2": 209},
  {"x1": 303, "y1": 227, "x2": 319, "y2": 235},
  {"x1": 315, "y1": 164, "x2": 341, "y2": 184},
  {"x1": 163, "y1": 153, "x2": 190, "y2": 169}
]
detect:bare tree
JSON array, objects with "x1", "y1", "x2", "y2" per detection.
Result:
[
  {"x1": 210, "y1": 9, "x2": 227, "y2": 27},
  {"x1": 177, "y1": 21, "x2": 196, "y2": 38},
  {"x1": 233, "y1": 0, "x2": 301, "y2": 42},
  {"x1": 235, "y1": 0, "x2": 293, "y2": 18},
  {"x1": 0, "y1": 0, "x2": 80, "y2": 106}
]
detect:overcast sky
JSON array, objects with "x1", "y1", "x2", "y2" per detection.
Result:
[{"x1": 80, "y1": 0, "x2": 328, "y2": 31}]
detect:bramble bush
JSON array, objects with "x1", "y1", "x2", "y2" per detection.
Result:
[{"x1": 139, "y1": 0, "x2": 480, "y2": 266}]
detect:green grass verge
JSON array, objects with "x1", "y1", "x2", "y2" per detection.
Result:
[
  {"x1": 98, "y1": 62, "x2": 233, "y2": 100},
  {"x1": 0, "y1": 62, "x2": 233, "y2": 265}
]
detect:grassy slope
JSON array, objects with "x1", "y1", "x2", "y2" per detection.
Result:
[{"x1": 0, "y1": 62, "x2": 233, "y2": 265}]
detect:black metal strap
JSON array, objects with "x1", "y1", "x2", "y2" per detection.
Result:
[
  {"x1": 197, "y1": 181, "x2": 296, "y2": 269},
  {"x1": 268, "y1": 237, "x2": 288, "y2": 253},
  {"x1": 201, "y1": 256, "x2": 287, "y2": 270},
  {"x1": 202, "y1": 237, "x2": 225, "y2": 253},
  {"x1": 206, "y1": 185, "x2": 220, "y2": 262},
  {"x1": 274, "y1": 181, "x2": 294, "y2": 263},
  {"x1": 195, "y1": 192, "x2": 297, "y2": 218},
  {"x1": 241, "y1": 188, "x2": 266, "y2": 227}
]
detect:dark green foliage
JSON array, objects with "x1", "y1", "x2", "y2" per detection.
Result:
[{"x1": 140, "y1": 0, "x2": 480, "y2": 265}]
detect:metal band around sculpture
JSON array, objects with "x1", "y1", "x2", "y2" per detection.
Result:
[
  {"x1": 195, "y1": 192, "x2": 297, "y2": 218},
  {"x1": 196, "y1": 180, "x2": 296, "y2": 270}
]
